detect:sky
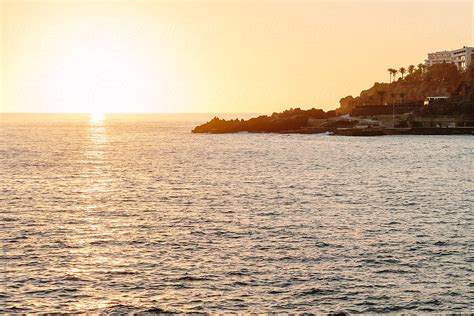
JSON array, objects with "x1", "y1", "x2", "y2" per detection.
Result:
[{"x1": 0, "y1": 0, "x2": 472, "y2": 114}]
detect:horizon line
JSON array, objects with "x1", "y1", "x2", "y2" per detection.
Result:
[{"x1": 0, "y1": 111, "x2": 267, "y2": 115}]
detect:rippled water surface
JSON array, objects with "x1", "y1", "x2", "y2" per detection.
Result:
[{"x1": 1, "y1": 113, "x2": 473, "y2": 313}]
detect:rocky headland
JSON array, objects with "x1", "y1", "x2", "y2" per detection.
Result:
[
  {"x1": 193, "y1": 62, "x2": 474, "y2": 135},
  {"x1": 191, "y1": 108, "x2": 351, "y2": 134}
]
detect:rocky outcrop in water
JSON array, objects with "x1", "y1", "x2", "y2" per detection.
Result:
[{"x1": 192, "y1": 108, "x2": 339, "y2": 133}]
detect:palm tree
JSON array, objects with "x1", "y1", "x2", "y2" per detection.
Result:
[
  {"x1": 377, "y1": 90, "x2": 386, "y2": 105},
  {"x1": 399, "y1": 67, "x2": 406, "y2": 79},
  {"x1": 390, "y1": 92, "x2": 396, "y2": 103},
  {"x1": 408, "y1": 65, "x2": 415, "y2": 75},
  {"x1": 417, "y1": 63, "x2": 424, "y2": 73},
  {"x1": 391, "y1": 69, "x2": 398, "y2": 81},
  {"x1": 388, "y1": 68, "x2": 393, "y2": 83}
]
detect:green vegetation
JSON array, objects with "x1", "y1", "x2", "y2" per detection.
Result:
[{"x1": 339, "y1": 60, "x2": 474, "y2": 114}]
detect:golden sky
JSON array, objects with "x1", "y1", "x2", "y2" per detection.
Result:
[{"x1": 1, "y1": 0, "x2": 472, "y2": 113}]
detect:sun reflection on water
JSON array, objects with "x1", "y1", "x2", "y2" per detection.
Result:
[
  {"x1": 85, "y1": 112, "x2": 111, "y2": 195},
  {"x1": 88, "y1": 124, "x2": 107, "y2": 150},
  {"x1": 61, "y1": 113, "x2": 118, "y2": 312},
  {"x1": 89, "y1": 111, "x2": 105, "y2": 125}
]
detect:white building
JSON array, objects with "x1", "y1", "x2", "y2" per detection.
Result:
[
  {"x1": 451, "y1": 47, "x2": 473, "y2": 70},
  {"x1": 425, "y1": 46, "x2": 473, "y2": 70}
]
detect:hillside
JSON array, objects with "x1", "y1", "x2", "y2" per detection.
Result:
[{"x1": 338, "y1": 62, "x2": 474, "y2": 114}]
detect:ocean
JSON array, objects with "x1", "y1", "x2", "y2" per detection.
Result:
[{"x1": 1, "y1": 113, "x2": 473, "y2": 313}]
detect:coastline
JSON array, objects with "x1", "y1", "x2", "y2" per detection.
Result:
[{"x1": 191, "y1": 107, "x2": 474, "y2": 136}]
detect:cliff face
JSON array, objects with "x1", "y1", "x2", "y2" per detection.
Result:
[{"x1": 338, "y1": 63, "x2": 473, "y2": 114}]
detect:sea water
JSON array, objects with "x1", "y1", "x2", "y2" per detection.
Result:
[{"x1": 1, "y1": 113, "x2": 473, "y2": 313}]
